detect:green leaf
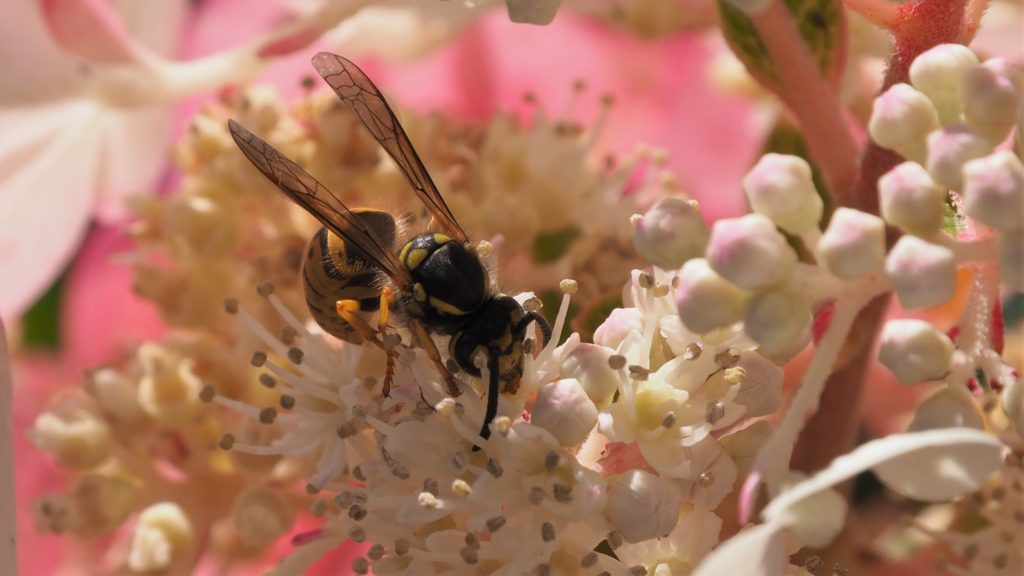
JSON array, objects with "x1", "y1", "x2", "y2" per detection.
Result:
[
  {"x1": 22, "y1": 273, "x2": 65, "y2": 349},
  {"x1": 942, "y1": 202, "x2": 961, "y2": 236},
  {"x1": 532, "y1": 226, "x2": 581, "y2": 264},
  {"x1": 1004, "y1": 293, "x2": 1024, "y2": 329},
  {"x1": 718, "y1": 0, "x2": 842, "y2": 93}
]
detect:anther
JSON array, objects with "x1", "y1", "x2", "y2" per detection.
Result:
[
  {"x1": 581, "y1": 552, "x2": 599, "y2": 568},
  {"x1": 367, "y1": 544, "x2": 385, "y2": 561},
  {"x1": 638, "y1": 272, "x2": 654, "y2": 289},
  {"x1": 311, "y1": 499, "x2": 328, "y2": 517},
  {"x1": 607, "y1": 531, "x2": 623, "y2": 549},
  {"x1": 223, "y1": 298, "x2": 239, "y2": 314},
  {"x1": 714, "y1": 350, "x2": 740, "y2": 368},
  {"x1": 394, "y1": 538, "x2": 410, "y2": 555},
  {"x1": 199, "y1": 386, "x2": 216, "y2": 403},
  {"x1": 653, "y1": 282, "x2": 670, "y2": 297},
  {"x1": 348, "y1": 504, "x2": 367, "y2": 521},
  {"x1": 698, "y1": 471, "x2": 715, "y2": 488},
  {"x1": 661, "y1": 412, "x2": 677, "y2": 428},
  {"x1": 608, "y1": 355, "x2": 627, "y2": 370},
  {"x1": 250, "y1": 351, "x2": 267, "y2": 367},
  {"x1": 683, "y1": 343, "x2": 702, "y2": 361},
  {"x1": 352, "y1": 465, "x2": 366, "y2": 482},
  {"x1": 259, "y1": 373, "x2": 276, "y2": 388},
  {"x1": 392, "y1": 465, "x2": 410, "y2": 480},
  {"x1": 287, "y1": 347, "x2": 304, "y2": 364},
  {"x1": 418, "y1": 492, "x2": 440, "y2": 509},
  {"x1": 464, "y1": 532, "x2": 479, "y2": 549},
  {"x1": 351, "y1": 557, "x2": 369, "y2": 575},
  {"x1": 280, "y1": 326, "x2": 298, "y2": 346},
  {"x1": 348, "y1": 526, "x2": 366, "y2": 543},
  {"x1": 523, "y1": 297, "x2": 543, "y2": 312},
  {"x1": 259, "y1": 407, "x2": 277, "y2": 424},
  {"x1": 279, "y1": 395, "x2": 295, "y2": 410},
  {"x1": 306, "y1": 483, "x2": 321, "y2": 495},
  {"x1": 552, "y1": 483, "x2": 573, "y2": 502},
  {"x1": 628, "y1": 365, "x2": 651, "y2": 380},
  {"x1": 486, "y1": 458, "x2": 504, "y2": 478},
  {"x1": 528, "y1": 487, "x2": 545, "y2": 505},
  {"x1": 629, "y1": 566, "x2": 648, "y2": 576},
  {"x1": 559, "y1": 279, "x2": 578, "y2": 294},
  {"x1": 256, "y1": 282, "x2": 275, "y2": 297},
  {"x1": 452, "y1": 479, "x2": 472, "y2": 497},
  {"x1": 706, "y1": 401, "x2": 725, "y2": 424},
  {"x1": 486, "y1": 516, "x2": 507, "y2": 532},
  {"x1": 219, "y1": 434, "x2": 235, "y2": 450},
  {"x1": 460, "y1": 547, "x2": 478, "y2": 565},
  {"x1": 541, "y1": 522, "x2": 556, "y2": 542},
  {"x1": 544, "y1": 451, "x2": 561, "y2": 471}
]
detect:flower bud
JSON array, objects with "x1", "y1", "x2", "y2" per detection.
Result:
[
  {"x1": 532, "y1": 378, "x2": 599, "y2": 446},
  {"x1": 773, "y1": 472, "x2": 847, "y2": 548},
  {"x1": 743, "y1": 154, "x2": 823, "y2": 234},
  {"x1": 232, "y1": 487, "x2": 295, "y2": 548},
  {"x1": 30, "y1": 399, "x2": 112, "y2": 470},
  {"x1": 878, "y1": 319, "x2": 955, "y2": 384},
  {"x1": 925, "y1": 125, "x2": 990, "y2": 191},
  {"x1": 605, "y1": 470, "x2": 681, "y2": 542},
  {"x1": 128, "y1": 503, "x2": 194, "y2": 572},
  {"x1": 962, "y1": 151, "x2": 1024, "y2": 232},
  {"x1": 561, "y1": 344, "x2": 620, "y2": 408},
  {"x1": 744, "y1": 290, "x2": 812, "y2": 360},
  {"x1": 885, "y1": 237, "x2": 957, "y2": 310},
  {"x1": 909, "y1": 44, "x2": 980, "y2": 124},
  {"x1": 908, "y1": 385, "x2": 983, "y2": 432},
  {"x1": 706, "y1": 214, "x2": 796, "y2": 291},
  {"x1": 869, "y1": 83, "x2": 941, "y2": 162},
  {"x1": 963, "y1": 58, "x2": 1023, "y2": 144},
  {"x1": 87, "y1": 368, "x2": 146, "y2": 427},
  {"x1": 1000, "y1": 230, "x2": 1024, "y2": 291},
  {"x1": 137, "y1": 343, "x2": 203, "y2": 426},
  {"x1": 633, "y1": 197, "x2": 710, "y2": 270},
  {"x1": 878, "y1": 162, "x2": 946, "y2": 236},
  {"x1": 593, "y1": 308, "x2": 642, "y2": 350},
  {"x1": 817, "y1": 208, "x2": 886, "y2": 279},
  {"x1": 675, "y1": 258, "x2": 749, "y2": 333}
]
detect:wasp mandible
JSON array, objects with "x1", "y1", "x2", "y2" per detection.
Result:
[{"x1": 228, "y1": 53, "x2": 552, "y2": 443}]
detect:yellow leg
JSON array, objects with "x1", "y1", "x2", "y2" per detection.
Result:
[
  {"x1": 410, "y1": 320, "x2": 461, "y2": 397},
  {"x1": 335, "y1": 298, "x2": 398, "y2": 397}
]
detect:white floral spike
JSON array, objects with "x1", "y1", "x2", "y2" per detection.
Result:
[{"x1": 909, "y1": 43, "x2": 979, "y2": 124}]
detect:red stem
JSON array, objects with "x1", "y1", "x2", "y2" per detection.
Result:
[{"x1": 750, "y1": 2, "x2": 861, "y2": 199}]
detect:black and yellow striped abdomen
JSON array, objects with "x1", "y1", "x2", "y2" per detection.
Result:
[{"x1": 302, "y1": 209, "x2": 397, "y2": 343}]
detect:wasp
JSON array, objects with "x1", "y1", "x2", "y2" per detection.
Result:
[{"x1": 228, "y1": 52, "x2": 551, "y2": 443}]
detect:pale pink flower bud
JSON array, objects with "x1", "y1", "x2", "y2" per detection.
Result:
[
  {"x1": 909, "y1": 44, "x2": 979, "y2": 124},
  {"x1": 908, "y1": 385, "x2": 984, "y2": 432},
  {"x1": 878, "y1": 319, "x2": 955, "y2": 384},
  {"x1": 869, "y1": 83, "x2": 941, "y2": 162},
  {"x1": 675, "y1": 258, "x2": 749, "y2": 333},
  {"x1": 963, "y1": 58, "x2": 1023, "y2": 144},
  {"x1": 1000, "y1": 230, "x2": 1024, "y2": 291},
  {"x1": 632, "y1": 197, "x2": 710, "y2": 270},
  {"x1": 531, "y1": 378, "x2": 599, "y2": 447},
  {"x1": 605, "y1": 470, "x2": 681, "y2": 542},
  {"x1": 593, "y1": 308, "x2": 642, "y2": 350},
  {"x1": 886, "y1": 236, "x2": 957, "y2": 310},
  {"x1": 706, "y1": 214, "x2": 796, "y2": 290},
  {"x1": 962, "y1": 151, "x2": 1024, "y2": 231},
  {"x1": 561, "y1": 344, "x2": 620, "y2": 408},
  {"x1": 817, "y1": 208, "x2": 886, "y2": 279},
  {"x1": 743, "y1": 290, "x2": 812, "y2": 360},
  {"x1": 925, "y1": 125, "x2": 991, "y2": 191},
  {"x1": 743, "y1": 154, "x2": 823, "y2": 234},
  {"x1": 878, "y1": 162, "x2": 946, "y2": 236}
]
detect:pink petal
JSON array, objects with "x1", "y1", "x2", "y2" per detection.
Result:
[
  {"x1": 0, "y1": 1, "x2": 84, "y2": 105},
  {"x1": 0, "y1": 103, "x2": 102, "y2": 321},
  {"x1": 110, "y1": 0, "x2": 189, "y2": 57},
  {"x1": 40, "y1": 0, "x2": 140, "y2": 63},
  {"x1": 93, "y1": 107, "x2": 174, "y2": 222},
  {"x1": 62, "y1": 225, "x2": 164, "y2": 372}
]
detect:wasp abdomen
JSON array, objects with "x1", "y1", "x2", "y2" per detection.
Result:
[{"x1": 302, "y1": 210, "x2": 397, "y2": 342}]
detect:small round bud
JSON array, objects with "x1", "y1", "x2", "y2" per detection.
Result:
[
  {"x1": 999, "y1": 230, "x2": 1024, "y2": 291},
  {"x1": 909, "y1": 385, "x2": 984, "y2": 432},
  {"x1": 531, "y1": 379, "x2": 599, "y2": 446},
  {"x1": 127, "y1": 503, "x2": 194, "y2": 572},
  {"x1": 885, "y1": 236, "x2": 957, "y2": 310},
  {"x1": 878, "y1": 162, "x2": 946, "y2": 236},
  {"x1": 744, "y1": 290, "x2": 812, "y2": 360},
  {"x1": 925, "y1": 125, "x2": 991, "y2": 191},
  {"x1": 963, "y1": 58, "x2": 1023, "y2": 144},
  {"x1": 909, "y1": 44, "x2": 980, "y2": 124},
  {"x1": 705, "y1": 214, "x2": 796, "y2": 291},
  {"x1": 817, "y1": 208, "x2": 886, "y2": 279},
  {"x1": 743, "y1": 154, "x2": 823, "y2": 234},
  {"x1": 962, "y1": 151, "x2": 1024, "y2": 231},
  {"x1": 605, "y1": 470, "x2": 681, "y2": 543},
  {"x1": 632, "y1": 197, "x2": 710, "y2": 269},
  {"x1": 878, "y1": 319, "x2": 955, "y2": 385},
  {"x1": 869, "y1": 83, "x2": 941, "y2": 162},
  {"x1": 674, "y1": 258, "x2": 749, "y2": 333}
]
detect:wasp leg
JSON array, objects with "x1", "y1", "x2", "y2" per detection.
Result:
[
  {"x1": 517, "y1": 310, "x2": 553, "y2": 348},
  {"x1": 473, "y1": 349, "x2": 502, "y2": 452},
  {"x1": 335, "y1": 298, "x2": 398, "y2": 397},
  {"x1": 376, "y1": 287, "x2": 398, "y2": 397},
  {"x1": 409, "y1": 320, "x2": 462, "y2": 398}
]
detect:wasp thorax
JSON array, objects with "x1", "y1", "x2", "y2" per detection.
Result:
[{"x1": 400, "y1": 233, "x2": 489, "y2": 331}]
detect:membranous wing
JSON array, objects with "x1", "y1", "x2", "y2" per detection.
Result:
[
  {"x1": 312, "y1": 52, "x2": 469, "y2": 244},
  {"x1": 228, "y1": 119, "x2": 412, "y2": 287}
]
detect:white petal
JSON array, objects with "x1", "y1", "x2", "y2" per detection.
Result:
[
  {"x1": 0, "y1": 1, "x2": 85, "y2": 105},
  {"x1": 762, "y1": 429, "x2": 1001, "y2": 524},
  {"x1": 93, "y1": 107, "x2": 172, "y2": 221},
  {"x1": 113, "y1": 0, "x2": 188, "y2": 56},
  {"x1": 692, "y1": 522, "x2": 787, "y2": 576},
  {"x1": 0, "y1": 103, "x2": 102, "y2": 319}
]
